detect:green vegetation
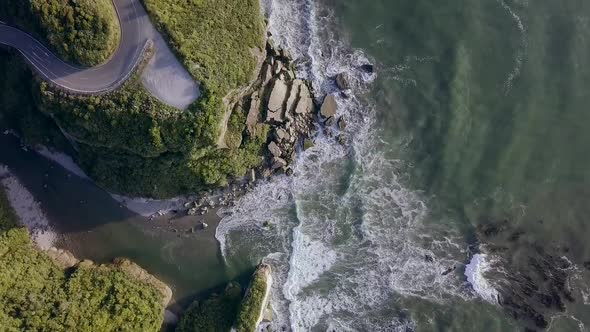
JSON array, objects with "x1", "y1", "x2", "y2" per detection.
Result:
[
  {"x1": 235, "y1": 266, "x2": 269, "y2": 332},
  {"x1": 0, "y1": 187, "x2": 18, "y2": 233},
  {"x1": 176, "y1": 283, "x2": 243, "y2": 332},
  {"x1": 0, "y1": 0, "x2": 268, "y2": 198},
  {"x1": 0, "y1": 187, "x2": 165, "y2": 331},
  {"x1": 141, "y1": 0, "x2": 265, "y2": 95},
  {"x1": 0, "y1": 0, "x2": 121, "y2": 66}
]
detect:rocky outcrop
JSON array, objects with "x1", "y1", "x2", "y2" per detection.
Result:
[
  {"x1": 239, "y1": 38, "x2": 316, "y2": 176},
  {"x1": 45, "y1": 247, "x2": 80, "y2": 268}
]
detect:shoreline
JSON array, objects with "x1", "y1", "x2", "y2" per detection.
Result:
[{"x1": 0, "y1": 164, "x2": 56, "y2": 249}]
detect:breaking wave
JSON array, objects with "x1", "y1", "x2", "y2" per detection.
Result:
[{"x1": 217, "y1": 0, "x2": 477, "y2": 330}]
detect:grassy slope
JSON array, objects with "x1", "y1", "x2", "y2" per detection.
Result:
[
  {"x1": 0, "y1": 0, "x2": 120, "y2": 67},
  {"x1": 0, "y1": 186, "x2": 164, "y2": 331},
  {"x1": 0, "y1": 0, "x2": 267, "y2": 198},
  {"x1": 141, "y1": 0, "x2": 265, "y2": 95}
]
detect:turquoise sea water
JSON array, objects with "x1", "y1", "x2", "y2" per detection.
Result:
[
  {"x1": 2, "y1": 0, "x2": 590, "y2": 330},
  {"x1": 217, "y1": 0, "x2": 590, "y2": 330}
]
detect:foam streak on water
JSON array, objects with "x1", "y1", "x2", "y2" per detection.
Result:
[
  {"x1": 464, "y1": 254, "x2": 500, "y2": 304},
  {"x1": 217, "y1": 0, "x2": 474, "y2": 330}
]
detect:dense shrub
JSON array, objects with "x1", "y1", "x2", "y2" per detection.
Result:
[
  {"x1": 0, "y1": 0, "x2": 120, "y2": 66},
  {"x1": 0, "y1": 187, "x2": 17, "y2": 233},
  {"x1": 176, "y1": 283, "x2": 243, "y2": 332},
  {"x1": 0, "y1": 188, "x2": 165, "y2": 331}
]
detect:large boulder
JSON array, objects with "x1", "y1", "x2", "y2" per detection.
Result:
[
  {"x1": 271, "y1": 157, "x2": 287, "y2": 169},
  {"x1": 45, "y1": 247, "x2": 80, "y2": 268},
  {"x1": 268, "y1": 141, "x2": 282, "y2": 157},
  {"x1": 360, "y1": 64, "x2": 374, "y2": 74},
  {"x1": 320, "y1": 94, "x2": 337, "y2": 119},
  {"x1": 285, "y1": 79, "x2": 303, "y2": 114},
  {"x1": 295, "y1": 84, "x2": 313, "y2": 114},
  {"x1": 267, "y1": 79, "x2": 288, "y2": 122}
]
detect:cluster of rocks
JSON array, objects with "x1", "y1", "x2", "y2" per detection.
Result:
[
  {"x1": 183, "y1": 180, "x2": 256, "y2": 216},
  {"x1": 245, "y1": 38, "x2": 317, "y2": 175}
]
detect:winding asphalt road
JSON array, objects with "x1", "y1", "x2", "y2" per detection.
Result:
[{"x1": 0, "y1": 0, "x2": 155, "y2": 94}]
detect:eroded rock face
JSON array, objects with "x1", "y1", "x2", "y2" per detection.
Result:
[
  {"x1": 246, "y1": 92, "x2": 261, "y2": 135},
  {"x1": 229, "y1": 37, "x2": 316, "y2": 180},
  {"x1": 285, "y1": 79, "x2": 302, "y2": 114},
  {"x1": 45, "y1": 247, "x2": 80, "y2": 268}
]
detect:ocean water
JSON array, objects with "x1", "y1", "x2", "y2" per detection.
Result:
[{"x1": 217, "y1": 0, "x2": 590, "y2": 331}]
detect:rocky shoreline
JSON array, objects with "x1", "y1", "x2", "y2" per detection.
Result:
[{"x1": 160, "y1": 35, "x2": 358, "y2": 223}]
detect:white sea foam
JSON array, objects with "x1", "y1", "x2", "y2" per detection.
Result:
[
  {"x1": 465, "y1": 254, "x2": 500, "y2": 304},
  {"x1": 497, "y1": 0, "x2": 528, "y2": 93},
  {"x1": 0, "y1": 165, "x2": 56, "y2": 249},
  {"x1": 216, "y1": 0, "x2": 472, "y2": 330}
]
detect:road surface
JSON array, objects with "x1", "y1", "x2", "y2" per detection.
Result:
[{"x1": 0, "y1": 0, "x2": 155, "y2": 94}]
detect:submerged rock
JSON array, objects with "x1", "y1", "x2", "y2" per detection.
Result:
[
  {"x1": 325, "y1": 116, "x2": 336, "y2": 127},
  {"x1": 360, "y1": 63, "x2": 374, "y2": 74},
  {"x1": 337, "y1": 117, "x2": 347, "y2": 130},
  {"x1": 335, "y1": 72, "x2": 350, "y2": 90},
  {"x1": 474, "y1": 221, "x2": 578, "y2": 331}
]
